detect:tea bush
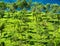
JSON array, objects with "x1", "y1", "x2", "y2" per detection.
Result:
[
  {"x1": 0, "y1": 11, "x2": 60, "y2": 46},
  {"x1": 0, "y1": 0, "x2": 60, "y2": 46}
]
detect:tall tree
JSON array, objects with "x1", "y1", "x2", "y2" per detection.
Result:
[
  {"x1": 0, "y1": 2, "x2": 6, "y2": 10},
  {"x1": 17, "y1": 0, "x2": 32, "y2": 9}
]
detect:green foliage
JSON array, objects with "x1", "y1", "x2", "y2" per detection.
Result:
[
  {"x1": 0, "y1": 2, "x2": 6, "y2": 10},
  {"x1": 0, "y1": 0, "x2": 60, "y2": 46}
]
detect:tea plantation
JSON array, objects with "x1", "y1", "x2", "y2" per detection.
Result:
[
  {"x1": 0, "y1": 0, "x2": 60, "y2": 46},
  {"x1": 0, "y1": 11, "x2": 59, "y2": 46}
]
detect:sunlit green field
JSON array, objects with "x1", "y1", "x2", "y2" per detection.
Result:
[{"x1": 0, "y1": 0, "x2": 60, "y2": 46}]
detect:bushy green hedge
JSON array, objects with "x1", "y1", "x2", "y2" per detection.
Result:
[
  {"x1": 0, "y1": 0, "x2": 60, "y2": 46},
  {"x1": 0, "y1": 11, "x2": 60, "y2": 46}
]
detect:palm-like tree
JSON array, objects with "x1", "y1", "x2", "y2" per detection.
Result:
[
  {"x1": 13, "y1": 3, "x2": 18, "y2": 9},
  {"x1": 50, "y1": 4, "x2": 60, "y2": 13},
  {"x1": 31, "y1": 2, "x2": 44, "y2": 13},
  {"x1": 0, "y1": 2, "x2": 6, "y2": 10},
  {"x1": 44, "y1": 3, "x2": 51, "y2": 13},
  {"x1": 16, "y1": 0, "x2": 32, "y2": 9},
  {"x1": 0, "y1": 2, "x2": 6, "y2": 18},
  {"x1": 6, "y1": 3, "x2": 16, "y2": 12}
]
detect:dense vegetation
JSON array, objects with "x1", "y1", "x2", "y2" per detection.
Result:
[{"x1": 0, "y1": 0, "x2": 60, "y2": 46}]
